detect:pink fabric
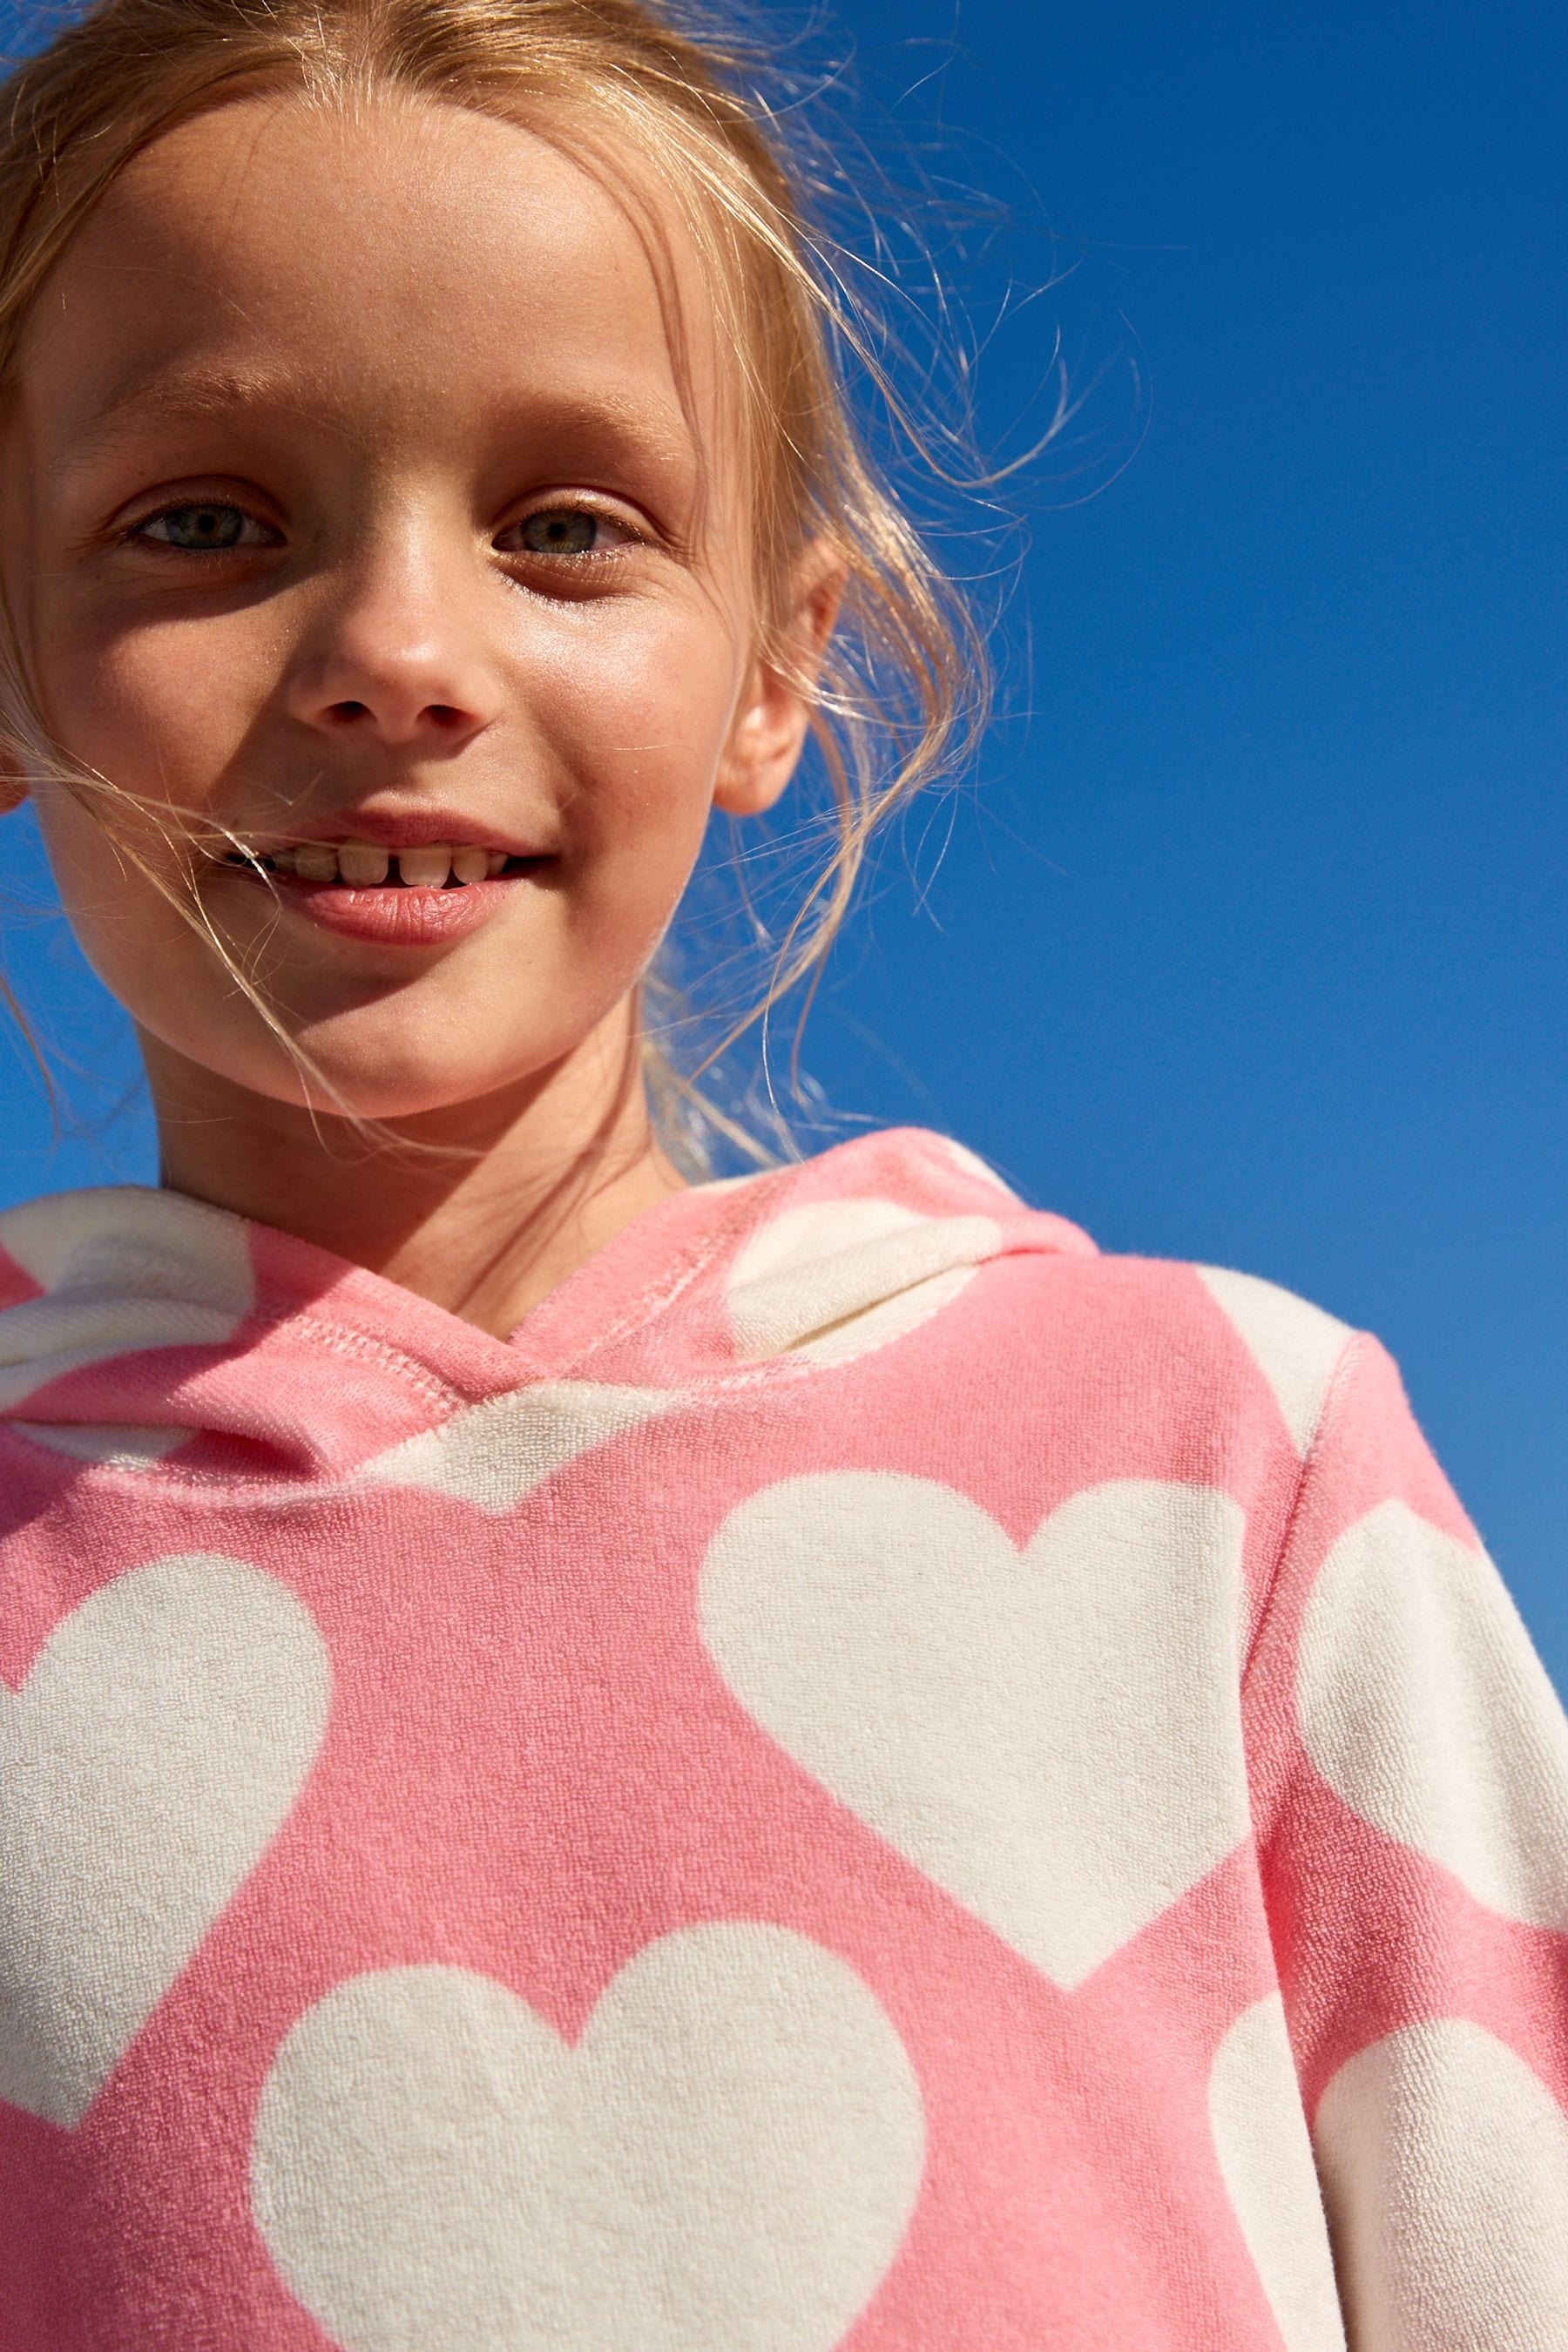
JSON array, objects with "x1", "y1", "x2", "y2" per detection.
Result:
[{"x1": 0, "y1": 1126, "x2": 1564, "y2": 2349}]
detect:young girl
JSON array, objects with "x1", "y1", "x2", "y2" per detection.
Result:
[{"x1": 0, "y1": 0, "x2": 1562, "y2": 2344}]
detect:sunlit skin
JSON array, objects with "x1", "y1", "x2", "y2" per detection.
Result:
[{"x1": 0, "y1": 94, "x2": 835, "y2": 1332}]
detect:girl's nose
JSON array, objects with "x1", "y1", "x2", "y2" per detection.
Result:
[{"x1": 283, "y1": 546, "x2": 505, "y2": 751}]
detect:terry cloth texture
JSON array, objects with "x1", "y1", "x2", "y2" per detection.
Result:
[{"x1": 0, "y1": 1125, "x2": 1565, "y2": 2349}]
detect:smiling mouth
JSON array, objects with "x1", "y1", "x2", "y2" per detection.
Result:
[{"x1": 223, "y1": 841, "x2": 545, "y2": 889}]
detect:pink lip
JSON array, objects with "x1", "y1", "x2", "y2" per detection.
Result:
[
  {"x1": 276, "y1": 809, "x2": 546, "y2": 857},
  {"x1": 234, "y1": 866, "x2": 541, "y2": 946}
]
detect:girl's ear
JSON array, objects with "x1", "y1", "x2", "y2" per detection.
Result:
[{"x1": 713, "y1": 539, "x2": 845, "y2": 819}]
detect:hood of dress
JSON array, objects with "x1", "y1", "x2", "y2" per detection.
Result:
[{"x1": 0, "y1": 1128, "x2": 1093, "y2": 1484}]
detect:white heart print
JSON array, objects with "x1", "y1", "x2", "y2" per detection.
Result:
[
  {"x1": 1194, "y1": 1266, "x2": 1349, "y2": 1456},
  {"x1": 358, "y1": 1381, "x2": 681, "y2": 1513},
  {"x1": 252, "y1": 1923, "x2": 924, "y2": 2352},
  {"x1": 0, "y1": 1554, "x2": 330, "y2": 2125},
  {"x1": 1314, "y1": 2019, "x2": 1568, "y2": 2346},
  {"x1": 725, "y1": 1199, "x2": 1001, "y2": 1366},
  {"x1": 0, "y1": 1186, "x2": 255, "y2": 1416},
  {"x1": 1207, "y1": 1997, "x2": 1346, "y2": 2352},
  {"x1": 700, "y1": 1473, "x2": 1249, "y2": 1988},
  {"x1": 1296, "y1": 1500, "x2": 1568, "y2": 1933}
]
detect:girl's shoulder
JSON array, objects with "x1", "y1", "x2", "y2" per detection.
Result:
[
  {"x1": 728, "y1": 1128, "x2": 1468, "y2": 1621},
  {"x1": 731, "y1": 1123, "x2": 1365, "y2": 1454}
]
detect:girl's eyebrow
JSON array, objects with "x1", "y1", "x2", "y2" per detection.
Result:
[
  {"x1": 58, "y1": 365, "x2": 318, "y2": 468},
  {"x1": 57, "y1": 363, "x2": 702, "y2": 490}
]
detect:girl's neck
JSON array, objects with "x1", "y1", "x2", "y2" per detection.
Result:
[{"x1": 139, "y1": 1010, "x2": 686, "y2": 1341}]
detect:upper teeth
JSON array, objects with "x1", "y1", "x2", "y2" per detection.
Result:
[{"x1": 255, "y1": 841, "x2": 510, "y2": 887}]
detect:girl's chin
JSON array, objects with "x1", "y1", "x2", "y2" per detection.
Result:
[
  {"x1": 224, "y1": 989, "x2": 611, "y2": 1125},
  {"x1": 222, "y1": 1038, "x2": 574, "y2": 1126}
]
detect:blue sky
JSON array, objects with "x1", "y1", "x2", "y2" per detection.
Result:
[
  {"x1": 0, "y1": 0, "x2": 1561, "y2": 1690},
  {"x1": 801, "y1": 0, "x2": 1565, "y2": 1687}
]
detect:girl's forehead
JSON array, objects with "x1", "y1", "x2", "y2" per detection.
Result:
[{"x1": 19, "y1": 91, "x2": 733, "y2": 493}]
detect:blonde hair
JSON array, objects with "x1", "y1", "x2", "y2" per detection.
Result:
[{"x1": 0, "y1": 0, "x2": 987, "y2": 1167}]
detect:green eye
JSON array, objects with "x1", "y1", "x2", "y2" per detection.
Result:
[
  {"x1": 139, "y1": 504, "x2": 257, "y2": 551},
  {"x1": 517, "y1": 510, "x2": 599, "y2": 555}
]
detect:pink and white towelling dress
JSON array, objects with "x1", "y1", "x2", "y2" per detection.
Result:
[{"x1": 0, "y1": 1125, "x2": 1565, "y2": 2349}]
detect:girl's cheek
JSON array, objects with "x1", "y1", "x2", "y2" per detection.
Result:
[
  {"x1": 526, "y1": 598, "x2": 747, "y2": 816},
  {"x1": 25, "y1": 612, "x2": 267, "y2": 1012},
  {"x1": 40, "y1": 611, "x2": 263, "y2": 808},
  {"x1": 30, "y1": 788, "x2": 200, "y2": 1041}
]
